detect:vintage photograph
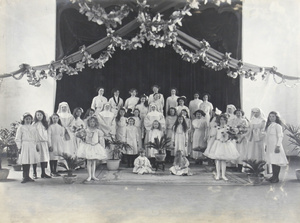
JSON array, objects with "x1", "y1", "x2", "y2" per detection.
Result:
[{"x1": 0, "y1": 0, "x2": 299, "y2": 222}]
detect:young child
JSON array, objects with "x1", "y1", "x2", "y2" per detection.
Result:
[
  {"x1": 33, "y1": 110, "x2": 51, "y2": 179},
  {"x1": 181, "y1": 109, "x2": 192, "y2": 156},
  {"x1": 116, "y1": 108, "x2": 127, "y2": 142},
  {"x1": 77, "y1": 116, "x2": 107, "y2": 181},
  {"x1": 125, "y1": 117, "x2": 139, "y2": 167},
  {"x1": 132, "y1": 109, "x2": 143, "y2": 148},
  {"x1": 148, "y1": 120, "x2": 164, "y2": 164},
  {"x1": 15, "y1": 113, "x2": 39, "y2": 183},
  {"x1": 133, "y1": 149, "x2": 154, "y2": 174},
  {"x1": 204, "y1": 114, "x2": 239, "y2": 181},
  {"x1": 83, "y1": 108, "x2": 95, "y2": 128},
  {"x1": 73, "y1": 107, "x2": 85, "y2": 130},
  {"x1": 165, "y1": 107, "x2": 177, "y2": 162},
  {"x1": 265, "y1": 111, "x2": 288, "y2": 183},
  {"x1": 169, "y1": 150, "x2": 192, "y2": 176},
  {"x1": 172, "y1": 116, "x2": 189, "y2": 156},
  {"x1": 48, "y1": 113, "x2": 65, "y2": 177}
]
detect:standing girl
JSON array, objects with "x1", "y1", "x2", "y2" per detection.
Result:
[
  {"x1": 124, "y1": 88, "x2": 139, "y2": 112},
  {"x1": 48, "y1": 113, "x2": 65, "y2": 177},
  {"x1": 125, "y1": 117, "x2": 139, "y2": 167},
  {"x1": 226, "y1": 104, "x2": 237, "y2": 126},
  {"x1": 135, "y1": 94, "x2": 149, "y2": 122},
  {"x1": 265, "y1": 111, "x2": 288, "y2": 183},
  {"x1": 199, "y1": 93, "x2": 213, "y2": 124},
  {"x1": 189, "y1": 92, "x2": 203, "y2": 120},
  {"x1": 172, "y1": 116, "x2": 189, "y2": 156},
  {"x1": 147, "y1": 120, "x2": 164, "y2": 164},
  {"x1": 191, "y1": 110, "x2": 208, "y2": 160},
  {"x1": 77, "y1": 116, "x2": 107, "y2": 181},
  {"x1": 116, "y1": 108, "x2": 127, "y2": 142},
  {"x1": 204, "y1": 114, "x2": 239, "y2": 181},
  {"x1": 15, "y1": 113, "x2": 39, "y2": 183},
  {"x1": 180, "y1": 109, "x2": 192, "y2": 156},
  {"x1": 132, "y1": 108, "x2": 143, "y2": 148},
  {"x1": 165, "y1": 88, "x2": 179, "y2": 117},
  {"x1": 83, "y1": 108, "x2": 95, "y2": 128},
  {"x1": 165, "y1": 107, "x2": 177, "y2": 161},
  {"x1": 91, "y1": 87, "x2": 108, "y2": 115},
  {"x1": 73, "y1": 107, "x2": 85, "y2": 130},
  {"x1": 33, "y1": 110, "x2": 51, "y2": 179}
]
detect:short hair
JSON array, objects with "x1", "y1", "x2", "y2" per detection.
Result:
[
  {"x1": 152, "y1": 85, "x2": 160, "y2": 90},
  {"x1": 129, "y1": 88, "x2": 138, "y2": 94},
  {"x1": 194, "y1": 109, "x2": 206, "y2": 117},
  {"x1": 202, "y1": 93, "x2": 211, "y2": 100},
  {"x1": 21, "y1": 113, "x2": 33, "y2": 125},
  {"x1": 168, "y1": 107, "x2": 177, "y2": 116},
  {"x1": 138, "y1": 149, "x2": 146, "y2": 154},
  {"x1": 87, "y1": 116, "x2": 99, "y2": 128},
  {"x1": 234, "y1": 109, "x2": 245, "y2": 116}
]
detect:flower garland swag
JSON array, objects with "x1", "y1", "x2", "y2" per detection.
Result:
[{"x1": 1, "y1": 0, "x2": 299, "y2": 87}]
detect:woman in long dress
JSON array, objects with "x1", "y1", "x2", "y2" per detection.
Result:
[
  {"x1": 97, "y1": 103, "x2": 116, "y2": 140},
  {"x1": 265, "y1": 111, "x2": 288, "y2": 183},
  {"x1": 91, "y1": 87, "x2": 108, "y2": 115},
  {"x1": 165, "y1": 88, "x2": 179, "y2": 117},
  {"x1": 57, "y1": 102, "x2": 77, "y2": 156},
  {"x1": 244, "y1": 108, "x2": 266, "y2": 161},
  {"x1": 199, "y1": 93, "x2": 213, "y2": 124},
  {"x1": 115, "y1": 108, "x2": 127, "y2": 142},
  {"x1": 108, "y1": 88, "x2": 124, "y2": 117},
  {"x1": 148, "y1": 85, "x2": 164, "y2": 110},
  {"x1": 189, "y1": 92, "x2": 203, "y2": 120},
  {"x1": 124, "y1": 88, "x2": 139, "y2": 112},
  {"x1": 165, "y1": 107, "x2": 177, "y2": 160}
]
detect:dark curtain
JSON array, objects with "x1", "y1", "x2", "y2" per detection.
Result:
[{"x1": 55, "y1": 1, "x2": 242, "y2": 114}]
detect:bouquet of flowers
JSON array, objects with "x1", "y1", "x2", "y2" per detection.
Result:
[{"x1": 74, "y1": 126, "x2": 87, "y2": 142}]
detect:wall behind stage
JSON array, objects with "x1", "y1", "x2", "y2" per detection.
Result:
[
  {"x1": 242, "y1": 0, "x2": 300, "y2": 154},
  {"x1": 0, "y1": 0, "x2": 56, "y2": 127}
]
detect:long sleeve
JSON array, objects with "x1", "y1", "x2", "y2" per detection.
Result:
[
  {"x1": 124, "y1": 99, "x2": 129, "y2": 110},
  {"x1": 47, "y1": 126, "x2": 53, "y2": 147},
  {"x1": 172, "y1": 127, "x2": 175, "y2": 143},
  {"x1": 91, "y1": 97, "x2": 96, "y2": 110},
  {"x1": 15, "y1": 126, "x2": 23, "y2": 149},
  {"x1": 276, "y1": 124, "x2": 284, "y2": 146}
]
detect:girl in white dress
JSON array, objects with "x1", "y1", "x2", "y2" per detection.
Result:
[
  {"x1": 77, "y1": 116, "x2": 107, "y2": 181},
  {"x1": 265, "y1": 111, "x2": 288, "y2": 183},
  {"x1": 180, "y1": 109, "x2": 192, "y2": 156},
  {"x1": 57, "y1": 102, "x2": 77, "y2": 156},
  {"x1": 191, "y1": 110, "x2": 208, "y2": 160},
  {"x1": 91, "y1": 87, "x2": 108, "y2": 115},
  {"x1": 148, "y1": 85, "x2": 164, "y2": 109},
  {"x1": 152, "y1": 93, "x2": 163, "y2": 113},
  {"x1": 33, "y1": 110, "x2": 51, "y2": 179},
  {"x1": 165, "y1": 107, "x2": 177, "y2": 160},
  {"x1": 116, "y1": 108, "x2": 127, "y2": 142},
  {"x1": 172, "y1": 116, "x2": 189, "y2": 156},
  {"x1": 199, "y1": 93, "x2": 213, "y2": 124},
  {"x1": 189, "y1": 92, "x2": 203, "y2": 120},
  {"x1": 169, "y1": 150, "x2": 192, "y2": 176},
  {"x1": 124, "y1": 88, "x2": 139, "y2": 112},
  {"x1": 226, "y1": 104, "x2": 237, "y2": 126},
  {"x1": 165, "y1": 88, "x2": 179, "y2": 117},
  {"x1": 73, "y1": 107, "x2": 85, "y2": 130},
  {"x1": 135, "y1": 94, "x2": 149, "y2": 123},
  {"x1": 204, "y1": 114, "x2": 239, "y2": 181},
  {"x1": 108, "y1": 88, "x2": 124, "y2": 117},
  {"x1": 132, "y1": 109, "x2": 143, "y2": 148},
  {"x1": 148, "y1": 120, "x2": 164, "y2": 163},
  {"x1": 48, "y1": 113, "x2": 65, "y2": 177},
  {"x1": 133, "y1": 149, "x2": 154, "y2": 174},
  {"x1": 175, "y1": 96, "x2": 190, "y2": 117},
  {"x1": 83, "y1": 108, "x2": 95, "y2": 128},
  {"x1": 125, "y1": 117, "x2": 139, "y2": 167},
  {"x1": 15, "y1": 113, "x2": 39, "y2": 183},
  {"x1": 97, "y1": 103, "x2": 116, "y2": 140},
  {"x1": 245, "y1": 108, "x2": 266, "y2": 161}
]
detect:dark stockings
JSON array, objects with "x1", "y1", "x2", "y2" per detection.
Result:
[{"x1": 50, "y1": 160, "x2": 58, "y2": 173}]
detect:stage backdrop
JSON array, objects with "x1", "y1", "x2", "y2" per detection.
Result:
[{"x1": 55, "y1": 1, "x2": 242, "y2": 114}]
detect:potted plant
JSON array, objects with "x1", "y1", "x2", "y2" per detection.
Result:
[
  {"x1": 105, "y1": 137, "x2": 132, "y2": 170},
  {"x1": 146, "y1": 135, "x2": 171, "y2": 161},
  {"x1": 58, "y1": 153, "x2": 85, "y2": 184},
  {"x1": 243, "y1": 159, "x2": 266, "y2": 185},
  {"x1": 285, "y1": 124, "x2": 300, "y2": 180}
]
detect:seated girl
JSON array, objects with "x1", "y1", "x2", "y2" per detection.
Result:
[
  {"x1": 133, "y1": 149, "x2": 155, "y2": 175},
  {"x1": 169, "y1": 150, "x2": 192, "y2": 176}
]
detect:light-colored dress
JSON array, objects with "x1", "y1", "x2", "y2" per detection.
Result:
[
  {"x1": 59, "y1": 113, "x2": 77, "y2": 156},
  {"x1": 133, "y1": 156, "x2": 154, "y2": 174},
  {"x1": 34, "y1": 122, "x2": 50, "y2": 162},
  {"x1": 191, "y1": 118, "x2": 208, "y2": 159},
  {"x1": 152, "y1": 100, "x2": 163, "y2": 113},
  {"x1": 148, "y1": 129, "x2": 164, "y2": 158},
  {"x1": 169, "y1": 157, "x2": 191, "y2": 175},
  {"x1": 91, "y1": 95, "x2": 108, "y2": 114},
  {"x1": 132, "y1": 117, "x2": 143, "y2": 148},
  {"x1": 245, "y1": 118, "x2": 266, "y2": 161},
  {"x1": 165, "y1": 96, "x2": 178, "y2": 116},
  {"x1": 125, "y1": 125, "x2": 139, "y2": 155},
  {"x1": 15, "y1": 125, "x2": 39, "y2": 164},
  {"x1": 77, "y1": 128, "x2": 107, "y2": 160},
  {"x1": 189, "y1": 99, "x2": 203, "y2": 119},
  {"x1": 74, "y1": 118, "x2": 85, "y2": 130},
  {"x1": 48, "y1": 123, "x2": 65, "y2": 160},
  {"x1": 144, "y1": 110, "x2": 165, "y2": 144},
  {"x1": 97, "y1": 110, "x2": 116, "y2": 139},
  {"x1": 204, "y1": 126, "x2": 239, "y2": 161},
  {"x1": 172, "y1": 125, "x2": 188, "y2": 156},
  {"x1": 165, "y1": 116, "x2": 177, "y2": 152},
  {"x1": 265, "y1": 123, "x2": 288, "y2": 166},
  {"x1": 109, "y1": 96, "x2": 124, "y2": 117},
  {"x1": 149, "y1": 93, "x2": 164, "y2": 108},
  {"x1": 199, "y1": 102, "x2": 213, "y2": 124},
  {"x1": 175, "y1": 105, "x2": 190, "y2": 117},
  {"x1": 135, "y1": 104, "x2": 148, "y2": 121},
  {"x1": 116, "y1": 117, "x2": 127, "y2": 142},
  {"x1": 124, "y1": 96, "x2": 139, "y2": 111}
]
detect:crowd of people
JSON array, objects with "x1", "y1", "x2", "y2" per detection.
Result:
[{"x1": 15, "y1": 85, "x2": 288, "y2": 183}]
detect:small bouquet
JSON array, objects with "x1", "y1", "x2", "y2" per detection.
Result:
[
  {"x1": 75, "y1": 127, "x2": 87, "y2": 142},
  {"x1": 226, "y1": 126, "x2": 238, "y2": 141}
]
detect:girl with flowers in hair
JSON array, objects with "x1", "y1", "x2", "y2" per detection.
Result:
[
  {"x1": 15, "y1": 113, "x2": 39, "y2": 183},
  {"x1": 265, "y1": 111, "x2": 288, "y2": 183},
  {"x1": 77, "y1": 116, "x2": 107, "y2": 181}
]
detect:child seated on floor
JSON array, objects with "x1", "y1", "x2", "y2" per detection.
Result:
[
  {"x1": 169, "y1": 150, "x2": 192, "y2": 176},
  {"x1": 133, "y1": 149, "x2": 155, "y2": 175}
]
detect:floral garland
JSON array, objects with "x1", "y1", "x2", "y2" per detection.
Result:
[{"x1": 14, "y1": 0, "x2": 296, "y2": 87}]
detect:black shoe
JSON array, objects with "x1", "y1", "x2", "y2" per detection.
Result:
[
  {"x1": 27, "y1": 177, "x2": 35, "y2": 182},
  {"x1": 33, "y1": 174, "x2": 38, "y2": 179},
  {"x1": 41, "y1": 174, "x2": 52, "y2": 178},
  {"x1": 266, "y1": 176, "x2": 274, "y2": 182},
  {"x1": 270, "y1": 178, "x2": 279, "y2": 183},
  {"x1": 21, "y1": 178, "x2": 28, "y2": 183}
]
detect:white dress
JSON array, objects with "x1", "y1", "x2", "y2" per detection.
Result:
[
  {"x1": 109, "y1": 96, "x2": 124, "y2": 117},
  {"x1": 133, "y1": 156, "x2": 154, "y2": 174},
  {"x1": 77, "y1": 128, "x2": 107, "y2": 160},
  {"x1": 116, "y1": 117, "x2": 127, "y2": 142},
  {"x1": 15, "y1": 125, "x2": 39, "y2": 165},
  {"x1": 144, "y1": 110, "x2": 165, "y2": 144},
  {"x1": 132, "y1": 117, "x2": 143, "y2": 148},
  {"x1": 165, "y1": 116, "x2": 177, "y2": 151},
  {"x1": 148, "y1": 129, "x2": 163, "y2": 158},
  {"x1": 165, "y1": 96, "x2": 178, "y2": 116},
  {"x1": 34, "y1": 122, "x2": 50, "y2": 162},
  {"x1": 191, "y1": 118, "x2": 208, "y2": 159},
  {"x1": 265, "y1": 123, "x2": 288, "y2": 166},
  {"x1": 97, "y1": 110, "x2": 116, "y2": 139},
  {"x1": 175, "y1": 105, "x2": 190, "y2": 117},
  {"x1": 48, "y1": 123, "x2": 65, "y2": 160},
  {"x1": 204, "y1": 126, "x2": 239, "y2": 161},
  {"x1": 189, "y1": 99, "x2": 203, "y2": 119},
  {"x1": 91, "y1": 95, "x2": 108, "y2": 114},
  {"x1": 124, "y1": 97, "x2": 139, "y2": 111},
  {"x1": 172, "y1": 125, "x2": 188, "y2": 156},
  {"x1": 169, "y1": 157, "x2": 191, "y2": 176},
  {"x1": 59, "y1": 114, "x2": 77, "y2": 156},
  {"x1": 149, "y1": 93, "x2": 164, "y2": 108},
  {"x1": 125, "y1": 125, "x2": 139, "y2": 155},
  {"x1": 199, "y1": 102, "x2": 213, "y2": 124}
]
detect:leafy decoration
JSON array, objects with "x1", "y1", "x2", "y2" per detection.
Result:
[
  {"x1": 242, "y1": 159, "x2": 266, "y2": 177},
  {"x1": 145, "y1": 135, "x2": 171, "y2": 154}
]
